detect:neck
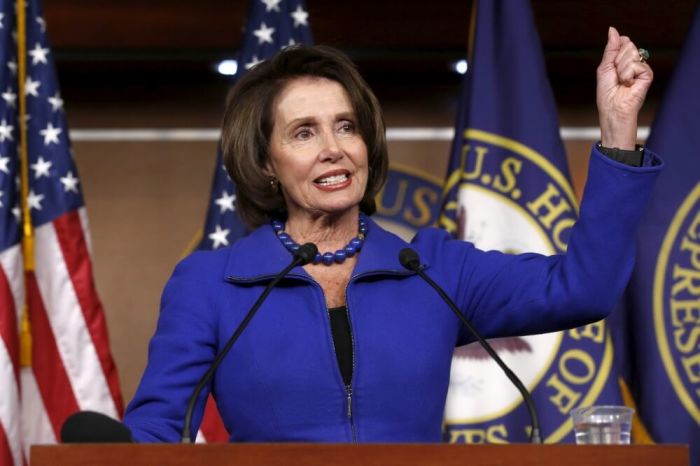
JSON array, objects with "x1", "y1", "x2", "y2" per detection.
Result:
[{"x1": 285, "y1": 208, "x2": 360, "y2": 251}]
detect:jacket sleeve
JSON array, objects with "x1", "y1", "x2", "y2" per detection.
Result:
[
  {"x1": 123, "y1": 251, "x2": 224, "y2": 442},
  {"x1": 417, "y1": 144, "x2": 663, "y2": 341}
]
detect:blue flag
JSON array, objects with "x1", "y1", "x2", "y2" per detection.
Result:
[
  {"x1": 439, "y1": 0, "x2": 623, "y2": 443},
  {"x1": 199, "y1": 0, "x2": 312, "y2": 251},
  {"x1": 617, "y1": 4, "x2": 700, "y2": 462}
]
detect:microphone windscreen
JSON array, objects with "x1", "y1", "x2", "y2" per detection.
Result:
[
  {"x1": 295, "y1": 242, "x2": 318, "y2": 265},
  {"x1": 399, "y1": 248, "x2": 421, "y2": 271},
  {"x1": 61, "y1": 411, "x2": 133, "y2": 443}
]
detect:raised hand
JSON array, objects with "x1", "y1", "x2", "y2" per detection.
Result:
[{"x1": 596, "y1": 27, "x2": 653, "y2": 150}]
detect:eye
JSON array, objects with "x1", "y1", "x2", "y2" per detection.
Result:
[
  {"x1": 338, "y1": 120, "x2": 355, "y2": 134},
  {"x1": 294, "y1": 127, "x2": 313, "y2": 140}
]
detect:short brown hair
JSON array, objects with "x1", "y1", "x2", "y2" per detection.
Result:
[{"x1": 221, "y1": 45, "x2": 388, "y2": 229}]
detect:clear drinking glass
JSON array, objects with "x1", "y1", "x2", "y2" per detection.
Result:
[{"x1": 570, "y1": 405, "x2": 634, "y2": 445}]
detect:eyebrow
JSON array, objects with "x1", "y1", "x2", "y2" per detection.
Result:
[{"x1": 283, "y1": 111, "x2": 356, "y2": 131}]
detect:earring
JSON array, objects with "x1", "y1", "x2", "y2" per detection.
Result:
[{"x1": 269, "y1": 176, "x2": 279, "y2": 193}]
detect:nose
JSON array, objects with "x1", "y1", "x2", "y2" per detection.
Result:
[{"x1": 319, "y1": 131, "x2": 343, "y2": 162}]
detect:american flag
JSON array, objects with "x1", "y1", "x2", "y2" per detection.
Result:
[
  {"x1": 0, "y1": 0, "x2": 123, "y2": 463},
  {"x1": 194, "y1": 0, "x2": 312, "y2": 442},
  {"x1": 199, "y1": 0, "x2": 312, "y2": 251}
]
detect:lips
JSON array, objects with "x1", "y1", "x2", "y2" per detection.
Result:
[{"x1": 314, "y1": 170, "x2": 351, "y2": 189}]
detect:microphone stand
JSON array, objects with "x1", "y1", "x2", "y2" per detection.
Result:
[{"x1": 399, "y1": 248, "x2": 542, "y2": 444}]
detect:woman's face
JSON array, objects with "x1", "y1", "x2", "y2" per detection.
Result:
[{"x1": 267, "y1": 76, "x2": 369, "y2": 220}]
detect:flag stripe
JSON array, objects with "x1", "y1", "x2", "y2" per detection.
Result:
[
  {"x1": 0, "y1": 342, "x2": 21, "y2": 466},
  {"x1": 199, "y1": 395, "x2": 229, "y2": 442},
  {"x1": 53, "y1": 210, "x2": 123, "y2": 414},
  {"x1": 0, "y1": 264, "x2": 19, "y2": 383},
  {"x1": 0, "y1": 246, "x2": 25, "y2": 339},
  {"x1": 0, "y1": 249, "x2": 22, "y2": 466},
  {"x1": 20, "y1": 368, "x2": 56, "y2": 451},
  {"x1": 77, "y1": 208, "x2": 93, "y2": 256},
  {"x1": 0, "y1": 422, "x2": 17, "y2": 466},
  {"x1": 33, "y1": 221, "x2": 118, "y2": 417},
  {"x1": 26, "y1": 270, "x2": 80, "y2": 438}
]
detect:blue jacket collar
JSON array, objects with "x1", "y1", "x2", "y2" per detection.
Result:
[{"x1": 224, "y1": 216, "x2": 415, "y2": 282}]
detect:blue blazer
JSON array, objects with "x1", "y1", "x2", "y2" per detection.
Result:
[{"x1": 124, "y1": 146, "x2": 662, "y2": 442}]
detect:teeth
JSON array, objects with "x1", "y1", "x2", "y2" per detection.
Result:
[{"x1": 317, "y1": 174, "x2": 348, "y2": 186}]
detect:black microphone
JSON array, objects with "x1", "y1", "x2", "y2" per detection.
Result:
[
  {"x1": 181, "y1": 242, "x2": 318, "y2": 443},
  {"x1": 398, "y1": 248, "x2": 542, "y2": 444},
  {"x1": 61, "y1": 411, "x2": 133, "y2": 443}
]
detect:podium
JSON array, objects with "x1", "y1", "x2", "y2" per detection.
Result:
[{"x1": 30, "y1": 443, "x2": 688, "y2": 466}]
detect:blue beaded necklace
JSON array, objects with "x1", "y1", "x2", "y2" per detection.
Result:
[{"x1": 272, "y1": 214, "x2": 368, "y2": 266}]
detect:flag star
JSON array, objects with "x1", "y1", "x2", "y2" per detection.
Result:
[
  {"x1": 253, "y1": 22, "x2": 275, "y2": 45},
  {"x1": 245, "y1": 55, "x2": 264, "y2": 70},
  {"x1": 0, "y1": 119, "x2": 14, "y2": 142},
  {"x1": 7, "y1": 60, "x2": 17, "y2": 75},
  {"x1": 31, "y1": 156, "x2": 52, "y2": 178},
  {"x1": 36, "y1": 17, "x2": 46, "y2": 33},
  {"x1": 39, "y1": 122, "x2": 62, "y2": 145},
  {"x1": 27, "y1": 189, "x2": 44, "y2": 210},
  {"x1": 290, "y1": 5, "x2": 309, "y2": 27},
  {"x1": 0, "y1": 190, "x2": 3, "y2": 207},
  {"x1": 60, "y1": 171, "x2": 80, "y2": 193},
  {"x1": 12, "y1": 205, "x2": 21, "y2": 221},
  {"x1": 28, "y1": 43, "x2": 50, "y2": 65},
  {"x1": 0, "y1": 13, "x2": 4, "y2": 29},
  {"x1": 208, "y1": 225, "x2": 230, "y2": 249},
  {"x1": 48, "y1": 92, "x2": 64, "y2": 112},
  {"x1": 0, "y1": 155, "x2": 9, "y2": 173},
  {"x1": 260, "y1": 0, "x2": 282, "y2": 12},
  {"x1": 24, "y1": 76, "x2": 40, "y2": 97},
  {"x1": 214, "y1": 190, "x2": 236, "y2": 213},
  {"x1": 2, "y1": 87, "x2": 17, "y2": 107}
]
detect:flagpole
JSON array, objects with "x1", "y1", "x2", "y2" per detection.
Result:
[
  {"x1": 467, "y1": 0, "x2": 476, "y2": 61},
  {"x1": 16, "y1": 0, "x2": 33, "y2": 366}
]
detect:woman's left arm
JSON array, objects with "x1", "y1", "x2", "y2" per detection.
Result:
[
  {"x1": 452, "y1": 147, "x2": 662, "y2": 339},
  {"x1": 441, "y1": 29, "x2": 663, "y2": 338}
]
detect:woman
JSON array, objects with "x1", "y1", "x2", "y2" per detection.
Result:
[{"x1": 124, "y1": 29, "x2": 662, "y2": 442}]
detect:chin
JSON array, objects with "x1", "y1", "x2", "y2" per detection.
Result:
[
  {"x1": 315, "y1": 194, "x2": 363, "y2": 212},
  {"x1": 314, "y1": 200, "x2": 363, "y2": 217},
  {"x1": 323, "y1": 205, "x2": 361, "y2": 216}
]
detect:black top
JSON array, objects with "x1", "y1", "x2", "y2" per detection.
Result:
[{"x1": 328, "y1": 305, "x2": 353, "y2": 386}]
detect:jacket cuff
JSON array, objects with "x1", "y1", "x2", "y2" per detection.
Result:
[{"x1": 596, "y1": 142, "x2": 645, "y2": 167}]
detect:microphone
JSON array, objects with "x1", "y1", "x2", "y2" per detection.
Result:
[
  {"x1": 61, "y1": 411, "x2": 133, "y2": 443},
  {"x1": 181, "y1": 242, "x2": 318, "y2": 443},
  {"x1": 398, "y1": 248, "x2": 542, "y2": 444}
]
